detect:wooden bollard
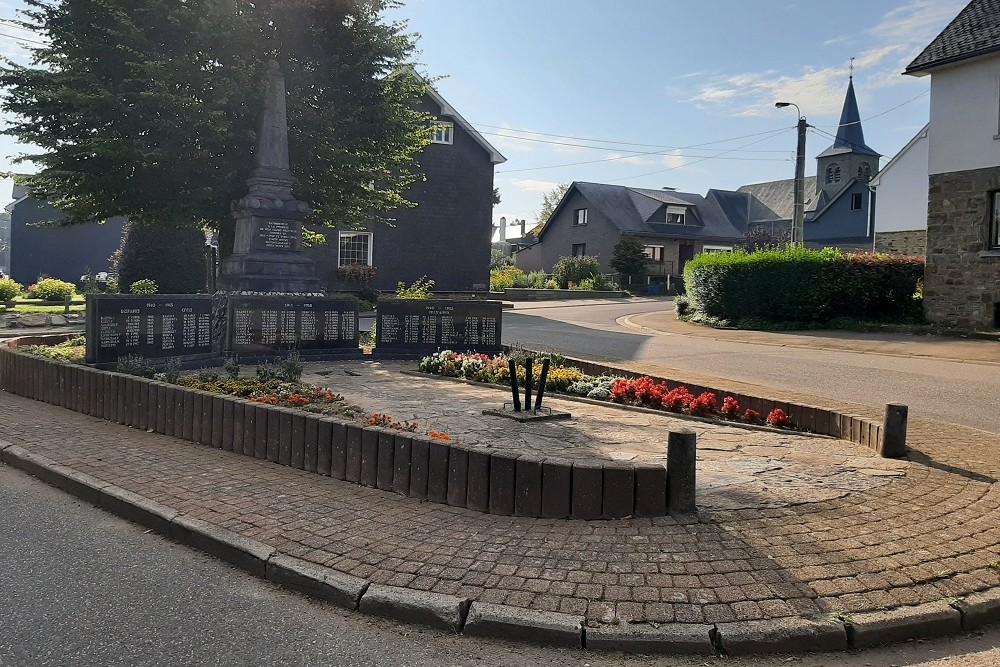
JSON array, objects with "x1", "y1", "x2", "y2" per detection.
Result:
[
  {"x1": 508, "y1": 359, "x2": 521, "y2": 412},
  {"x1": 667, "y1": 429, "x2": 697, "y2": 514},
  {"x1": 881, "y1": 403, "x2": 908, "y2": 458}
]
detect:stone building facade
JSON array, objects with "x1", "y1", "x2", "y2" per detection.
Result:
[
  {"x1": 905, "y1": 0, "x2": 1000, "y2": 330},
  {"x1": 874, "y1": 230, "x2": 926, "y2": 257},
  {"x1": 924, "y1": 167, "x2": 1000, "y2": 328}
]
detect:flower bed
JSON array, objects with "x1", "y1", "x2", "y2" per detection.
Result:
[{"x1": 418, "y1": 350, "x2": 797, "y2": 429}]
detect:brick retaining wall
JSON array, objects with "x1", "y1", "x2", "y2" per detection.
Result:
[{"x1": 0, "y1": 342, "x2": 684, "y2": 519}]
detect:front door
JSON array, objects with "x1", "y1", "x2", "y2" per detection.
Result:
[{"x1": 678, "y1": 244, "x2": 695, "y2": 274}]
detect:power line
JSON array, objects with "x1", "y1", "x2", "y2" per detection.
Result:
[
  {"x1": 814, "y1": 89, "x2": 929, "y2": 132},
  {"x1": 608, "y1": 127, "x2": 796, "y2": 183},
  {"x1": 480, "y1": 130, "x2": 790, "y2": 155},
  {"x1": 0, "y1": 29, "x2": 47, "y2": 46},
  {"x1": 496, "y1": 125, "x2": 796, "y2": 174}
]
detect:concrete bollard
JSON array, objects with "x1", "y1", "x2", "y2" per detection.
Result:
[
  {"x1": 881, "y1": 403, "x2": 908, "y2": 458},
  {"x1": 667, "y1": 429, "x2": 697, "y2": 514}
]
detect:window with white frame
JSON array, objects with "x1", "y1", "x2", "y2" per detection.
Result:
[
  {"x1": 573, "y1": 208, "x2": 588, "y2": 226},
  {"x1": 702, "y1": 245, "x2": 734, "y2": 254},
  {"x1": 851, "y1": 192, "x2": 863, "y2": 210},
  {"x1": 643, "y1": 245, "x2": 664, "y2": 262},
  {"x1": 571, "y1": 243, "x2": 586, "y2": 257},
  {"x1": 429, "y1": 121, "x2": 453, "y2": 145},
  {"x1": 338, "y1": 231, "x2": 373, "y2": 267},
  {"x1": 665, "y1": 206, "x2": 686, "y2": 225}
]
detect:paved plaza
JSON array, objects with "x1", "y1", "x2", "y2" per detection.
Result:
[{"x1": 2, "y1": 357, "x2": 998, "y2": 633}]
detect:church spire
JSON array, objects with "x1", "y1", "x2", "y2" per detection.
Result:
[{"x1": 817, "y1": 76, "x2": 880, "y2": 158}]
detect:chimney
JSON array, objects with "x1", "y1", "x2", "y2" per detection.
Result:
[
  {"x1": 499, "y1": 216, "x2": 506, "y2": 242},
  {"x1": 520, "y1": 219, "x2": 526, "y2": 237}
]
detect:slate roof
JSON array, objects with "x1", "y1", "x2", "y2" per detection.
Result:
[
  {"x1": 905, "y1": 0, "x2": 1000, "y2": 74},
  {"x1": 736, "y1": 177, "x2": 819, "y2": 222},
  {"x1": 817, "y1": 78, "x2": 880, "y2": 158},
  {"x1": 544, "y1": 182, "x2": 747, "y2": 242}
]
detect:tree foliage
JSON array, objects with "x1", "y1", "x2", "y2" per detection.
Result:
[
  {"x1": 609, "y1": 235, "x2": 649, "y2": 276},
  {"x1": 530, "y1": 182, "x2": 570, "y2": 236},
  {"x1": 742, "y1": 226, "x2": 786, "y2": 253},
  {"x1": 0, "y1": 0, "x2": 430, "y2": 256},
  {"x1": 113, "y1": 222, "x2": 208, "y2": 294}
]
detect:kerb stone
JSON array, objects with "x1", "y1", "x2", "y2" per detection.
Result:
[
  {"x1": 359, "y1": 584, "x2": 469, "y2": 632},
  {"x1": 266, "y1": 554, "x2": 369, "y2": 611},
  {"x1": 463, "y1": 602, "x2": 582, "y2": 648}
]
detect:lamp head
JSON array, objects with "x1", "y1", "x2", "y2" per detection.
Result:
[{"x1": 774, "y1": 102, "x2": 791, "y2": 108}]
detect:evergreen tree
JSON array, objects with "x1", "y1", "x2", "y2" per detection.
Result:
[
  {"x1": 1, "y1": 0, "x2": 429, "y2": 256},
  {"x1": 610, "y1": 235, "x2": 649, "y2": 277},
  {"x1": 113, "y1": 222, "x2": 208, "y2": 294}
]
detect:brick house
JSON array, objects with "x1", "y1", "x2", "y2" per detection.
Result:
[
  {"x1": 905, "y1": 0, "x2": 1000, "y2": 329},
  {"x1": 514, "y1": 182, "x2": 747, "y2": 277},
  {"x1": 307, "y1": 87, "x2": 505, "y2": 292}
]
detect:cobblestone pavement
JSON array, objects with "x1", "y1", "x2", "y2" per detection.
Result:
[{"x1": 2, "y1": 365, "x2": 999, "y2": 627}]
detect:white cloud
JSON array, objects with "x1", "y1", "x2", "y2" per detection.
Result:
[
  {"x1": 662, "y1": 150, "x2": 687, "y2": 170},
  {"x1": 607, "y1": 153, "x2": 649, "y2": 165},
  {"x1": 507, "y1": 178, "x2": 560, "y2": 193},
  {"x1": 682, "y1": 0, "x2": 964, "y2": 120}
]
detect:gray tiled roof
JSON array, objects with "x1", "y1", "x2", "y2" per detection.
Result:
[
  {"x1": 905, "y1": 0, "x2": 1000, "y2": 74},
  {"x1": 736, "y1": 177, "x2": 819, "y2": 222},
  {"x1": 564, "y1": 182, "x2": 746, "y2": 242}
]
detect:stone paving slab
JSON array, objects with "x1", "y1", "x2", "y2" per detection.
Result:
[
  {"x1": 304, "y1": 361, "x2": 908, "y2": 511},
  {"x1": 2, "y1": 375, "x2": 1000, "y2": 649}
]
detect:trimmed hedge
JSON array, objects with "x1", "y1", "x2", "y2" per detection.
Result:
[
  {"x1": 114, "y1": 221, "x2": 207, "y2": 294},
  {"x1": 683, "y1": 247, "x2": 924, "y2": 326}
]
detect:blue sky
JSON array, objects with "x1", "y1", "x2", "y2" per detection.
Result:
[{"x1": 1, "y1": 0, "x2": 967, "y2": 240}]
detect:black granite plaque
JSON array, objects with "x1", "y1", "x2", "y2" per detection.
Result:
[
  {"x1": 375, "y1": 299, "x2": 502, "y2": 352},
  {"x1": 86, "y1": 294, "x2": 215, "y2": 364},
  {"x1": 225, "y1": 295, "x2": 358, "y2": 353}
]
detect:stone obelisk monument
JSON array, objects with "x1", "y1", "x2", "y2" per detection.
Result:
[{"x1": 217, "y1": 60, "x2": 322, "y2": 294}]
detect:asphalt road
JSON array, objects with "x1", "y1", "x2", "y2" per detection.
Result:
[
  {"x1": 5, "y1": 463, "x2": 1000, "y2": 667},
  {"x1": 502, "y1": 299, "x2": 1000, "y2": 433}
]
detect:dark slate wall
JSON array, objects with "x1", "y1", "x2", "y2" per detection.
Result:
[
  {"x1": 309, "y1": 96, "x2": 495, "y2": 292},
  {"x1": 806, "y1": 181, "x2": 872, "y2": 242},
  {"x1": 514, "y1": 190, "x2": 620, "y2": 273},
  {"x1": 9, "y1": 198, "x2": 125, "y2": 286}
]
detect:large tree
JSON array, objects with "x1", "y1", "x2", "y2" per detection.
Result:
[
  {"x1": 0, "y1": 0, "x2": 430, "y2": 256},
  {"x1": 529, "y1": 182, "x2": 569, "y2": 237}
]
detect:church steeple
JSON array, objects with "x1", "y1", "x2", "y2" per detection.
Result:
[
  {"x1": 820, "y1": 76, "x2": 880, "y2": 158},
  {"x1": 815, "y1": 76, "x2": 881, "y2": 198}
]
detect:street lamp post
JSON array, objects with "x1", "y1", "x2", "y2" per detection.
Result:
[{"x1": 775, "y1": 102, "x2": 807, "y2": 247}]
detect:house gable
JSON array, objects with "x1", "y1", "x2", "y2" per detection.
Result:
[{"x1": 905, "y1": 0, "x2": 1000, "y2": 75}]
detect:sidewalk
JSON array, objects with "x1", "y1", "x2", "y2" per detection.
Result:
[
  {"x1": 624, "y1": 310, "x2": 1000, "y2": 365},
  {"x1": 2, "y1": 370, "x2": 1000, "y2": 653}
]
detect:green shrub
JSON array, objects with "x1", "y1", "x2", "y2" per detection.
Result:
[
  {"x1": 28, "y1": 278, "x2": 76, "y2": 301},
  {"x1": 0, "y1": 277, "x2": 23, "y2": 301},
  {"x1": 490, "y1": 265, "x2": 523, "y2": 291},
  {"x1": 114, "y1": 221, "x2": 207, "y2": 294},
  {"x1": 129, "y1": 278, "x2": 158, "y2": 294},
  {"x1": 551, "y1": 255, "x2": 601, "y2": 289},
  {"x1": 396, "y1": 276, "x2": 435, "y2": 299},
  {"x1": 525, "y1": 271, "x2": 548, "y2": 288},
  {"x1": 683, "y1": 247, "x2": 924, "y2": 327}
]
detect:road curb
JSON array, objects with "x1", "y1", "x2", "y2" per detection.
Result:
[
  {"x1": 359, "y1": 584, "x2": 470, "y2": 632},
  {"x1": 3, "y1": 441, "x2": 998, "y2": 655},
  {"x1": 845, "y1": 601, "x2": 963, "y2": 648},
  {"x1": 463, "y1": 602, "x2": 583, "y2": 648},
  {"x1": 265, "y1": 553, "x2": 369, "y2": 611}
]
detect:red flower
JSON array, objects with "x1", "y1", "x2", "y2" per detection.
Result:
[
  {"x1": 766, "y1": 408, "x2": 791, "y2": 427},
  {"x1": 721, "y1": 396, "x2": 741, "y2": 416},
  {"x1": 744, "y1": 408, "x2": 761, "y2": 423}
]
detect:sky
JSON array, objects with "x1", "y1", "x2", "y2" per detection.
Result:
[{"x1": 0, "y1": 0, "x2": 968, "y2": 240}]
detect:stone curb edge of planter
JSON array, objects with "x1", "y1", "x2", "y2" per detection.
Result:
[
  {"x1": 398, "y1": 370, "x2": 835, "y2": 441},
  {"x1": 2, "y1": 439, "x2": 994, "y2": 656}
]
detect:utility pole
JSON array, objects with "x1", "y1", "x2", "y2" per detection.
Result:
[{"x1": 775, "y1": 102, "x2": 807, "y2": 247}]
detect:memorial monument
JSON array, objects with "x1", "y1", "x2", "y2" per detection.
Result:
[{"x1": 217, "y1": 60, "x2": 322, "y2": 295}]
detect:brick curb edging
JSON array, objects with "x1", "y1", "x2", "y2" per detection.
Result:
[
  {"x1": 3, "y1": 439, "x2": 996, "y2": 655},
  {"x1": 0, "y1": 343, "x2": 684, "y2": 519}
]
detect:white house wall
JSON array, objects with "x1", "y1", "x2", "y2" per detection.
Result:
[
  {"x1": 873, "y1": 128, "x2": 929, "y2": 232},
  {"x1": 928, "y1": 54, "x2": 1000, "y2": 175}
]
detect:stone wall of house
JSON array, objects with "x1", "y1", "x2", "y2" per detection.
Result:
[
  {"x1": 924, "y1": 166, "x2": 1000, "y2": 330},
  {"x1": 874, "y1": 230, "x2": 926, "y2": 256}
]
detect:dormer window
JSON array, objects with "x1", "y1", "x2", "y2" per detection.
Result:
[
  {"x1": 573, "y1": 208, "x2": 588, "y2": 226},
  {"x1": 429, "y1": 121, "x2": 453, "y2": 145},
  {"x1": 825, "y1": 164, "x2": 841, "y2": 184},
  {"x1": 666, "y1": 205, "x2": 686, "y2": 225}
]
